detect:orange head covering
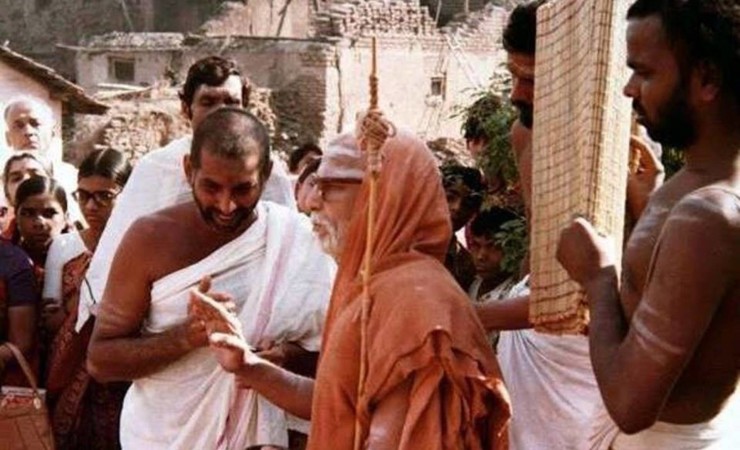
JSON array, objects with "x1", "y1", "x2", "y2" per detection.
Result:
[{"x1": 323, "y1": 129, "x2": 452, "y2": 333}]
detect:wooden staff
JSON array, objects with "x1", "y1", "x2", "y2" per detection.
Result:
[{"x1": 353, "y1": 36, "x2": 393, "y2": 450}]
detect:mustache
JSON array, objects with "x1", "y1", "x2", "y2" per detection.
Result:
[
  {"x1": 632, "y1": 100, "x2": 646, "y2": 116},
  {"x1": 310, "y1": 213, "x2": 332, "y2": 229}
]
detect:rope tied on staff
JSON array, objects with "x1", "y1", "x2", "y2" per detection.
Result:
[{"x1": 353, "y1": 36, "x2": 395, "y2": 450}]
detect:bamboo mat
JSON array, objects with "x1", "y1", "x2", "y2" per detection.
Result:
[{"x1": 529, "y1": 0, "x2": 632, "y2": 334}]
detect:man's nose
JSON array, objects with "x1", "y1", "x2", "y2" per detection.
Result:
[
  {"x1": 306, "y1": 183, "x2": 322, "y2": 212},
  {"x1": 623, "y1": 74, "x2": 638, "y2": 99},
  {"x1": 217, "y1": 194, "x2": 237, "y2": 214}
]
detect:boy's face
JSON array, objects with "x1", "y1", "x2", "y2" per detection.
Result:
[
  {"x1": 444, "y1": 184, "x2": 478, "y2": 232},
  {"x1": 469, "y1": 234, "x2": 504, "y2": 279}
]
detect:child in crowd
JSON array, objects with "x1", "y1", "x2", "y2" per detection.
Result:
[{"x1": 467, "y1": 207, "x2": 521, "y2": 349}]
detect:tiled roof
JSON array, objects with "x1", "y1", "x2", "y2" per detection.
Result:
[
  {"x1": 79, "y1": 32, "x2": 185, "y2": 50},
  {"x1": 0, "y1": 45, "x2": 108, "y2": 115}
]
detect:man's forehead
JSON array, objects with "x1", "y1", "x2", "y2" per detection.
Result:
[
  {"x1": 444, "y1": 181, "x2": 471, "y2": 196},
  {"x1": 9, "y1": 159, "x2": 43, "y2": 172},
  {"x1": 626, "y1": 16, "x2": 672, "y2": 63},
  {"x1": 194, "y1": 75, "x2": 243, "y2": 100},
  {"x1": 6, "y1": 102, "x2": 53, "y2": 123}
]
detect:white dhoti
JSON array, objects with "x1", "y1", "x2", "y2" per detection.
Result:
[
  {"x1": 497, "y1": 277, "x2": 607, "y2": 450},
  {"x1": 77, "y1": 136, "x2": 297, "y2": 330},
  {"x1": 120, "y1": 202, "x2": 333, "y2": 450},
  {"x1": 588, "y1": 389, "x2": 740, "y2": 450}
]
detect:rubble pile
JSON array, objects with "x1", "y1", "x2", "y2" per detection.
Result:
[{"x1": 69, "y1": 85, "x2": 281, "y2": 165}]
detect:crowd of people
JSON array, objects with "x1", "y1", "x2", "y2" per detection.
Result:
[{"x1": 0, "y1": 0, "x2": 738, "y2": 449}]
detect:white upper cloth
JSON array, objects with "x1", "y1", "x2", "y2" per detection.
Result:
[
  {"x1": 468, "y1": 275, "x2": 517, "y2": 350},
  {"x1": 54, "y1": 160, "x2": 84, "y2": 225},
  {"x1": 120, "y1": 201, "x2": 333, "y2": 450},
  {"x1": 496, "y1": 276, "x2": 607, "y2": 450},
  {"x1": 77, "y1": 136, "x2": 296, "y2": 330},
  {"x1": 42, "y1": 230, "x2": 88, "y2": 302}
]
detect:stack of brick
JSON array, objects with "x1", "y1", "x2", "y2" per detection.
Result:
[{"x1": 314, "y1": 0, "x2": 437, "y2": 38}]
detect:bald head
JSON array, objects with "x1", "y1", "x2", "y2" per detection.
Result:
[
  {"x1": 318, "y1": 133, "x2": 365, "y2": 180},
  {"x1": 4, "y1": 97, "x2": 56, "y2": 152},
  {"x1": 190, "y1": 107, "x2": 271, "y2": 176}
]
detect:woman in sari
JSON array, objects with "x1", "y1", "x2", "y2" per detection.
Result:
[{"x1": 42, "y1": 149, "x2": 132, "y2": 450}]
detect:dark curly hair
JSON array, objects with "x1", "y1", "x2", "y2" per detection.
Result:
[
  {"x1": 441, "y1": 164, "x2": 485, "y2": 212},
  {"x1": 463, "y1": 94, "x2": 504, "y2": 142},
  {"x1": 470, "y1": 207, "x2": 520, "y2": 240},
  {"x1": 502, "y1": 0, "x2": 548, "y2": 56},
  {"x1": 178, "y1": 56, "x2": 251, "y2": 108},
  {"x1": 288, "y1": 142, "x2": 322, "y2": 173},
  {"x1": 627, "y1": 0, "x2": 740, "y2": 106}
]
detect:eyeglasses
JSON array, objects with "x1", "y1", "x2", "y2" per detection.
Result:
[
  {"x1": 72, "y1": 189, "x2": 121, "y2": 206},
  {"x1": 313, "y1": 176, "x2": 362, "y2": 201}
]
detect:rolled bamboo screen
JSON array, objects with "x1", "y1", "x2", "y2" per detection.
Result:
[{"x1": 529, "y1": 0, "x2": 632, "y2": 334}]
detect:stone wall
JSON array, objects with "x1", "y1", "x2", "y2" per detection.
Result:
[
  {"x1": 0, "y1": 0, "x2": 155, "y2": 79},
  {"x1": 199, "y1": 0, "x2": 316, "y2": 38},
  {"x1": 0, "y1": 0, "x2": 276, "y2": 79},
  {"x1": 421, "y1": 0, "x2": 490, "y2": 25}
]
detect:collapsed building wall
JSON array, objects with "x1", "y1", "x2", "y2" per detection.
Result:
[
  {"x1": 70, "y1": 1, "x2": 508, "y2": 163},
  {"x1": 0, "y1": 0, "x2": 318, "y2": 79},
  {"x1": 69, "y1": 85, "x2": 277, "y2": 164}
]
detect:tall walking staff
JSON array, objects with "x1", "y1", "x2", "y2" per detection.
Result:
[{"x1": 353, "y1": 36, "x2": 394, "y2": 450}]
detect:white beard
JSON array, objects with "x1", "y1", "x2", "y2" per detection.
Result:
[{"x1": 310, "y1": 213, "x2": 343, "y2": 261}]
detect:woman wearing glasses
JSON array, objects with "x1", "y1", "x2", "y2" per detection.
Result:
[{"x1": 42, "y1": 148, "x2": 131, "y2": 450}]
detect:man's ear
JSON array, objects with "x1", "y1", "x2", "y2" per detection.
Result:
[
  {"x1": 184, "y1": 154, "x2": 194, "y2": 181},
  {"x1": 694, "y1": 61, "x2": 722, "y2": 103},
  {"x1": 181, "y1": 100, "x2": 192, "y2": 123},
  {"x1": 5, "y1": 129, "x2": 10, "y2": 147}
]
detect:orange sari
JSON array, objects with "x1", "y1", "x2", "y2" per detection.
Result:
[
  {"x1": 308, "y1": 131, "x2": 511, "y2": 449},
  {"x1": 46, "y1": 252, "x2": 129, "y2": 450}
]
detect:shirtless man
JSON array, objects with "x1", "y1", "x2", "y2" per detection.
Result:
[
  {"x1": 79, "y1": 56, "x2": 295, "y2": 330},
  {"x1": 87, "y1": 108, "x2": 332, "y2": 449},
  {"x1": 558, "y1": 0, "x2": 740, "y2": 446}
]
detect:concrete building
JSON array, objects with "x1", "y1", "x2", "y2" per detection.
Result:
[{"x1": 67, "y1": 1, "x2": 508, "y2": 151}]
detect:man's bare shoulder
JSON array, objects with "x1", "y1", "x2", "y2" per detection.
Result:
[
  {"x1": 673, "y1": 184, "x2": 740, "y2": 231},
  {"x1": 124, "y1": 203, "x2": 195, "y2": 248}
]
